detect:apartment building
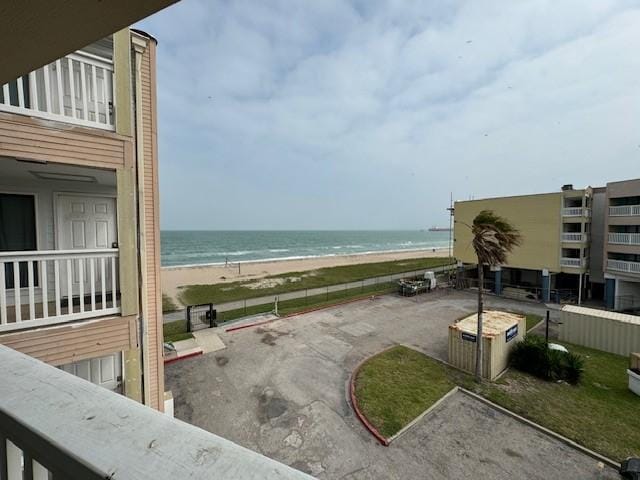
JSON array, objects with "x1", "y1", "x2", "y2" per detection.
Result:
[
  {"x1": 0, "y1": 29, "x2": 165, "y2": 410},
  {"x1": 603, "y1": 178, "x2": 640, "y2": 311},
  {"x1": 454, "y1": 186, "x2": 592, "y2": 304},
  {"x1": 455, "y1": 180, "x2": 640, "y2": 311}
]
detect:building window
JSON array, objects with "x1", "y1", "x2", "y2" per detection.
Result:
[{"x1": 0, "y1": 193, "x2": 38, "y2": 289}]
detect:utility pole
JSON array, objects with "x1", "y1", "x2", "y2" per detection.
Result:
[{"x1": 447, "y1": 192, "x2": 455, "y2": 282}]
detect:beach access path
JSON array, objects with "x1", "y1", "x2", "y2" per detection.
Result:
[{"x1": 163, "y1": 263, "x2": 454, "y2": 324}]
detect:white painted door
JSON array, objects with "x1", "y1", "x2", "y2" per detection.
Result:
[
  {"x1": 56, "y1": 194, "x2": 117, "y2": 298},
  {"x1": 60, "y1": 352, "x2": 122, "y2": 391}
]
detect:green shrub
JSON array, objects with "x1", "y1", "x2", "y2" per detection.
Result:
[
  {"x1": 560, "y1": 352, "x2": 584, "y2": 385},
  {"x1": 509, "y1": 335, "x2": 584, "y2": 384}
]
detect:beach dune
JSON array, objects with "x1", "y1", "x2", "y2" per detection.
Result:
[{"x1": 162, "y1": 248, "x2": 448, "y2": 300}]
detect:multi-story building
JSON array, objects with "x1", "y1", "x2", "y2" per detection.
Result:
[
  {"x1": 603, "y1": 178, "x2": 640, "y2": 311},
  {"x1": 454, "y1": 186, "x2": 593, "y2": 304},
  {"x1": 454, "y1": 180, "x2": 640, "y2": 311},
  {"x1": 0, "y1": 29, "x2": 165, "y2": 410}
]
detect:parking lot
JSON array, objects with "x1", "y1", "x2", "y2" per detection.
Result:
[{"x1": 166, "y1": 291, "x2": 617, "y2": 479}]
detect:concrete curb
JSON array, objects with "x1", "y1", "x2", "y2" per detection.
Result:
[
  {"x1": 457, "y1": 388, "x2": 621, "y2": 470},
  {"x1": 348, "y1": 347, "x2": 396, "y2": 446},
  {"x1": 163, "y1": 349, "x2": 203, "y2": 365}
]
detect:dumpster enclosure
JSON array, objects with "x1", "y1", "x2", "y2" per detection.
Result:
[{"x1": 448, "y1": 310, "x2": 526, "y2": 380}]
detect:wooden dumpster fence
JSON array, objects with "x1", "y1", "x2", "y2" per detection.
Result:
[
  {"x1": 448, "y1": 311, "x2": 526, "y2": 381},
  {"x1": 559, "y1": 305, "x2": 640, "y2": 356}
]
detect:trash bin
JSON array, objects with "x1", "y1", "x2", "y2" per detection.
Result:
[{"x1": 620, "y1": 458, "x2": 640, "y2": 480}]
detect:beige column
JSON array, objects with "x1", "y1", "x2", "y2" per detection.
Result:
[{"x1": 114, "y1": 28, "x2": 142, "y2": 403}]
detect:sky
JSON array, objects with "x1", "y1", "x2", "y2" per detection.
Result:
[{"x1": 137, "y1": 0, "x2": 640, "y2": 230}]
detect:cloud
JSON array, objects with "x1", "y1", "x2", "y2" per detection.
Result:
[{"x1": 138, "y1": 0, "x2": 640, "y2": 229}]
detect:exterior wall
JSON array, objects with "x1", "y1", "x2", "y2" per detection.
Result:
[
  {"x1": 0, "y1": 169, "x2": 116, "y2": 252},
  {"x1": 454, "y1": 193, "x2": 562, "y2": 271},
  {"x1": 589, "y1": 188, "x2": 606, "y2": 283},
  {"x1": 0, "y1": 315, "x2": 136, "y2": 366},
  {"x1": 604, "y1": 178, "x2": 640, "y2": 280},
  {"x1": 134, "y1": 34, "x2": 164, "y2": 411},
  {"x1": 0, "y1": 112, "x2": 132, "y2": 170},
  {"x1": 559, "y1": 307, "x2": 640, "y2": 356}
]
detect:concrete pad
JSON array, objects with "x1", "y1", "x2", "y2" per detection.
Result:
[
  {"x1": 193, "y1": 329, "x2": 226, "y2": 354},
  {"x1": 171, "y1": 337, "x2": 198, "y2": 352}
]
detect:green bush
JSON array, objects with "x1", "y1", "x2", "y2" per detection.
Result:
[{"x1": 509, "y1": 335, "x2": 584, "y2": 384}]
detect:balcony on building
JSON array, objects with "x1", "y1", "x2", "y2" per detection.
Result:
[
  {"x1": 0, "y1": 37, "x2": 114, "y2": 131},
  {"x1": 0, "y1": 344, "x2": 311, "y2": 480},
  {"x1": 560, "y1": 248, "x2": 586, "y2": 269},
  {"x1": 561, "y1": 196, "x2": 590, "y2": 218},
  {"x1": 607, "y1": 253, "x2": 640, "y2": 275},
  {"x1": 608, "y1": 225, "x2": 640, "y2": 246},
  {"x1": 609, "y1": 195, "x2": 640, "y2": 217},
  {"x1": 561, "y1": 223, "x2": 588, "y2": 243},
  {"x1": 0, "y1": 158, "x2": 119, "y2": 333}
]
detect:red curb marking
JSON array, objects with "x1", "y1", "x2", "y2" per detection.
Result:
[
  {"x1": 349, "y1": 351, "x2": 392, "y2": 447},
  {"x1": 163, "y1": 350, "x2": 203, "y2": 365}
]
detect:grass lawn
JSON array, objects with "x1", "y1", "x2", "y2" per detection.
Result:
[
  {"x1": 354, "y1": 346, "x2": 458, "y2": 437},
  {"x1": 176, "y1": 256, "x2": 453, "y2": 306},
  {"x1": 353, "y1": 342, "x2": 640, "y2": 461},
  {"x1": 163, "y1": 319, "x2": 193, "y2": 343},
  {"x1": 525, "y1": 313, "x2": 543, "y2": 331}
]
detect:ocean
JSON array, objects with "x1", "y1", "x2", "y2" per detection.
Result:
[{"x1": 161, "y1": 230, "x2": 451, "y2": 267}]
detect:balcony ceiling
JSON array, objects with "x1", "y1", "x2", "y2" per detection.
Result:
[
  {"x1": 1, "y1": 156, "x2": 116, "y2": 186},
  {"x1": 0, "y1": 0, "x2": 179, "y2": 85}
]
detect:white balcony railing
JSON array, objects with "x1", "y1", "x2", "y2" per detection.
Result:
[
  {"x1": 608, "y1": 259, "x2": 640, "y2": 274},
  {"x1": 562, "y1": 233, "x2": 588, "y2": 242},
  {"x1": 0, "y1": 50, "x2": 114, "y2": 130},
  {"x1": 562, "y1": 207, "x2": 591, "y2": 217},
  {"x1": 0, "y1": 345, "x2": 313, "y2": 480},
  {"x1": 0, "y1": 249, "x2": 119, "y2": 332},
  {"x1": 609, "y1": 205, "x2": 640, "y2": 217},
  {"x1": 560, "y1": 257, "x2": 584, "y2": 268},
  {"x1": 608, "y1": 232, "x2": 640, "y2": 246}
]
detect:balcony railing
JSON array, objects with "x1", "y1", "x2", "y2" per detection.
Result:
[
  {"x1": 0, "y1": 249, "x2": 119, "y2": 332},
  {"x1": 0, "y1": 345, "x2": 312, "y2": 480},
  {"x1": 560, "y1": 257, "x2": 584, "y2": 268},
  {"x1": 609, "y1": 205, "x2": 640, "y2": 217},
  {"x1": 562, "y1": 207, "x2": 591, "y2": 217},
  {"x1": 0, "y1": 50, "x2": 114, "y2": 130},
  {"x1": 608, "y1": 232, "x2": 640, "y2": 246},
  {"x1": 608, "y1": 259, "x2": 640, "y2": 274},
  {"x1": 561, "y1": 233, "x2": 588, "y2": 242}
]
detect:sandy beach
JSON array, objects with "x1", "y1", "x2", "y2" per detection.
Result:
[{"x1": 162, "y1": 248, "x2": 449, "y2": 299}]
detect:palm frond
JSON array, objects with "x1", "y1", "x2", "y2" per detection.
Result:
[{"x1": 471, "y1": 210, "x2": 522, "y2": 266}]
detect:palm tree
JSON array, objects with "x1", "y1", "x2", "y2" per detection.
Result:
[{"x1": 472, "y1": 210, "x2": 522, "y2": 382}]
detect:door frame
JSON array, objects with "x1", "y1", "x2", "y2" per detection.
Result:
[{"x1": 53, "y1": 192, "x2": 117, "y2": 250}]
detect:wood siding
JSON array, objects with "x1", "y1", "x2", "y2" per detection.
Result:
[
  {"x1": 0, "y1": 315, "x2": 136, "y2": 367},
  {"x1": 0, "y1": 111, "x2": 131, "y2": 169},
  {"x1": 139, "y1": 39, "x2": 164, "y2": 411}
]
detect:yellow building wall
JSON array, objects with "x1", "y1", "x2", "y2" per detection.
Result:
[{"x1": 454, "y1": 193, "x2": 562, "y2": 271}]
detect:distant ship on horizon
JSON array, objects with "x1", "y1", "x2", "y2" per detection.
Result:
[{"x1": 428, "y1": 226, "x2": 452, "y2": 232}]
